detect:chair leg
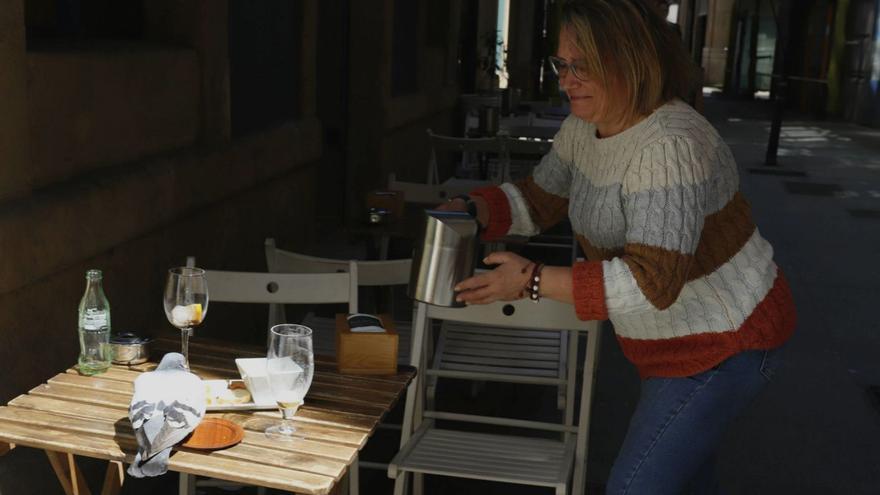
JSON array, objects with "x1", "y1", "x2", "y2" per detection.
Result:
[
  {"x1": 393, "y1": 472, "x2": 408, "y2": 495},
  {"x1": 413, "y1": 473, "x2": 424, "y2": 495},
  {"x1": 572, "y1": 323, "x2": 601, "y2": 495},
  {"x1": 394, "y1": 304, "x2": 427, "y2": 495},
  {"x1": 178, "y1": 473, "x2": 195, "y2": 495}
]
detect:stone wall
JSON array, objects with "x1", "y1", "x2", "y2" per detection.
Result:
[{"x1": 0, "y1": 0, "x2": 321, "y2": 402}]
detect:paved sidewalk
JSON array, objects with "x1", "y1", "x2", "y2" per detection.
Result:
[{"x1": 703, "y1": 96, "x2": 880, "y2": 494}]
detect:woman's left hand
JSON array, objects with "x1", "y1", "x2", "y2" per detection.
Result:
[{"x1": 454, "y1": 252, "x2": 533, "y2": 305}]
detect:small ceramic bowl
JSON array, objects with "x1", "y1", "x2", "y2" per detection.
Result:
[
  {"x1": 110, "y1": 333, "x2": 153, "y2": 365},
  {"x1": 235, "y1": 358, "x2": 275, "y2": 406}
]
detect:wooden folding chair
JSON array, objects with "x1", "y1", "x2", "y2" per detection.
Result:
[
  {"x1": 264, "y1": 238, "x2": 412, "y2": 363},
  {"x1": 179, "y1": 260, "x2": 361, "y2": 495},
  {"x1": 263, "y1": 239, "x2": 415, "y2": 484},
  {"x1": 390, "y1": 298, "x2": 601, "y2": 495}
]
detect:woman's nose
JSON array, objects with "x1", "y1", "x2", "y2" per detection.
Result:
[{"x1": 558, "y1": 69, "x2": 579, "y2": 91}]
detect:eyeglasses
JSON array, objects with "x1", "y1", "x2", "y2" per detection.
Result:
[{"x1": 548, "y1": 56, "x2": 590, "y2": 81}]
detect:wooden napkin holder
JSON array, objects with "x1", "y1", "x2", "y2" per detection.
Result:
[{"x1": 335, "y1": 314, "x2": 398, "y2": 375}]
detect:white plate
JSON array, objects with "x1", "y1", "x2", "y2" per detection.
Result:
[{"x1": 204, "y1": 379, "x2": 276, "y2": 412}]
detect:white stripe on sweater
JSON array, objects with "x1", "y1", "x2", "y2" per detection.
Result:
[
  {"x1": 608, "y1": 228, "x2": 777, "y2": 340},
  {"x1": 500, "y1": 183, "x2": 541, "y2": 237}
]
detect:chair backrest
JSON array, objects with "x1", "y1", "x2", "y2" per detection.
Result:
[
  {"x1": 505, "y1": 137, "x2": 553, "y2": 157},
  {"x1": 426, "y1": 129, "x2": 506, "y2": 185},
  {"x1": 387, "y1": 174, "x2": 492, "y2": 205},
  {"x1": 413, "y1": 297, "x2": 597, "y2": 436},
  {"x1": 425, "y1": 297, "x2": 583, "y2": 333},
  {"x1": 264, "y1": 238, "x2": 411, "y2": 287},
  {"x1": 503, "y1": 137, "x2": 553, "y2": 181},
  {"x1": 205, "y1": 269, "x2": 357, "y2": 312}
]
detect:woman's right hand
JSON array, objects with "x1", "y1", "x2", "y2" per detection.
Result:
[{"x1": 434, "y1": 198, "x2": 468, "y2": 212}]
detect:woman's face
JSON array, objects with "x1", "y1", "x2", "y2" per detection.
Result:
[{"x1": 556, "y1": 29, "x2": 616, "y2": 128}]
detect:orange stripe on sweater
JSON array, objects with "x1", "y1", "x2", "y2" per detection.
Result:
[
  {"x1": 471, "y1": 186, "x2": 511, "y2": 240},
  {"x1": 617, "y1": 270, "x2": 796, "y2": 378},
  {"x1": 572, "y1": 261, "x2": 608, "y2": 321}
]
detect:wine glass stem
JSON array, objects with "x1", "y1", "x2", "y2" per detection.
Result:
[{"x1": 181, "y1": 327, "x2": 192, "y2": 368}]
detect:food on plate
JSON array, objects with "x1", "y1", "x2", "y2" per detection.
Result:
[{"x1": 204, "y1": 380, "x2": 252, "y2": 405}]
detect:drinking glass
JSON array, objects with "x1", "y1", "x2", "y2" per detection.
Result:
[
  {"x1": 266, "y1": 324, "x2": 314, "y2": 441},
  {"x1": 163, "y1": 267, "x2": 209, "y2": 368}
]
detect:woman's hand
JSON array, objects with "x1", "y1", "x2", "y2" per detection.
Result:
[
  {"x1": 433, "y1": 196, "x2": 489, "y2": 228},
  {"x1": 433, "y1": 198, "x2": 468, "y2": 213},
  {"x1": 454, "y1": 252, "x2": 532, "y2": 305}
]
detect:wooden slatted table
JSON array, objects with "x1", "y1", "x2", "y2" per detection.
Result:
[{"x1": 0, "y1": 336, "x2": 415, "y2": 495}]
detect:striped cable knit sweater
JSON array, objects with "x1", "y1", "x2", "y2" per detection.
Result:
[{"x1": 472, "y1": 100, "x2": 796, "y2": 378}]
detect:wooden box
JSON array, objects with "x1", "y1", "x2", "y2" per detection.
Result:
[
  {"x1": 335, "y1": 314, "x2": 398, "y2": 375},
  {"x1": 365, "y1": 190, "x2": 405, "y2": 220}
]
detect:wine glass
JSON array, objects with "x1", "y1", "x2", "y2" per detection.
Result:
[
  {"x1": 266, "y1": 324, "x2": 314, "y2": 441},
  {"x1": 163, "y1": 267, "x2": 209, "y2": 368}
]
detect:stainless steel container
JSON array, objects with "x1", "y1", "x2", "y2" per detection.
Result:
[
  {"x1": 408, "y1": 210, "x2": 479, "y2": 307},
  {"x1": 110, "y1": 332, "x2": 153, "y2": 365}
]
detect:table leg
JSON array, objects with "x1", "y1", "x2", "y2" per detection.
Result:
[
  {"x1": 0, "y1": 442, "x2": 14, "y2": 456},
  {"x1": 100, "y1": 461, "x2": 124, "y2": 495},
  {"x1": 349, "y1": 455, "x2": 359, "y2": 495},
  {"x1": 45, "y1": 450, "x2": 93, "y2": 495}
]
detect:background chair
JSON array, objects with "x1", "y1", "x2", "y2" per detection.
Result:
[
  {"x1": 387, "y1": 129, "x2": 507, "y2": 206},
  {"x1": 390, "y1": 298, "x2": 601, "y2": 495},
  {"x1": 503, "y1": 136, "x2": 552, "y2": 181},
  {"x1": 426, "y1": 129, "x2": 508, "y2": 185},
  {"x1": 264, "y1": 238, "x2": 415, "y2": 480},
  {"x1": 264, "y1": 238, "x2": 412, "y2": 362},
  {"x1": 179, "y1": 260, "x2": 361, "y2": 495}
]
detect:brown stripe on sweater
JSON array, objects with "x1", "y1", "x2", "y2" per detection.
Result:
[
  {"x1": 513, "y1": 177, "x2": 569, "y2": 231},
  {"x1": 576, "y1": 234, "x2": 624, "y2": 261},
  {"x1": 623, "y1": 245, "x2": 694, "y2": 310},
  {"x1": 575, "y1": 193, "x2": 755, "y2": 309},
  {"x1": 690, "y1": 192, "x2": 756, "y2": 280}
]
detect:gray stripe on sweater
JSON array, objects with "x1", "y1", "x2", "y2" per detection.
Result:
[{"x1": 532, "y1": 149, "x2": 571, "y2": 198}]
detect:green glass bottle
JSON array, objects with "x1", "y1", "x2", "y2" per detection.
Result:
[{"x1": 77, "y1": 269, "x2": 112, "y2": 375}]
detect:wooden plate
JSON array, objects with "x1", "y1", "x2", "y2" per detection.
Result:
[{"x1": 181, "y1": 418, "x2": 244, "y2": 450}]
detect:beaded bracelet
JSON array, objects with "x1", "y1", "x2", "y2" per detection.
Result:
[{"x1": 525, "y1": 261, "x2": 545, "y2": 303}]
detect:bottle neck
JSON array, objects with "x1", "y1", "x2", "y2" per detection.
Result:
[
  {"x1": 82, "y1": 270, "x2": 107, "y2": 306},
  {"x1": 85, "y1": 270, "x2": 103, "y2": 290}
]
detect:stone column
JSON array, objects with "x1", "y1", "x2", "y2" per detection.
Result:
[
  {"x1": 0, "y1": 0, "x2": 31, "y2": 200},
  {"x1": 507, "y1": 0, "x2": 539, "y2": 99},
  {"x1": 346, "y1": 0, "x2": 390, "y2": 221},
  {"x1": 702, "y1": 0, "x2": 736, "y2": 87},
  {"x1": 300, "y1": 0, "x2": 318, "y2": 118}
]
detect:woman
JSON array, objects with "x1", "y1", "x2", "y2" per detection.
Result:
[{"x1": 442, "y1": 0, "x2": 796, "y2": 493}]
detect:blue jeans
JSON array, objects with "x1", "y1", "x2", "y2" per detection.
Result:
[{"x1": 606, "y1": 349, "x2": 781, "y2": 495}]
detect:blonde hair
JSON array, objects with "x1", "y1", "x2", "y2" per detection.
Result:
[{"x1": 560, "y1": 0, "x2": 696, "y2": 123}]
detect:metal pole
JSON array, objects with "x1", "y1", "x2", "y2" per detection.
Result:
[
  {"x1": 764, "y1": 0, "x2": 787, "y2": 167},
  {"x1": 764, "y1": 77, "x2": 786, "y2": 166}
]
